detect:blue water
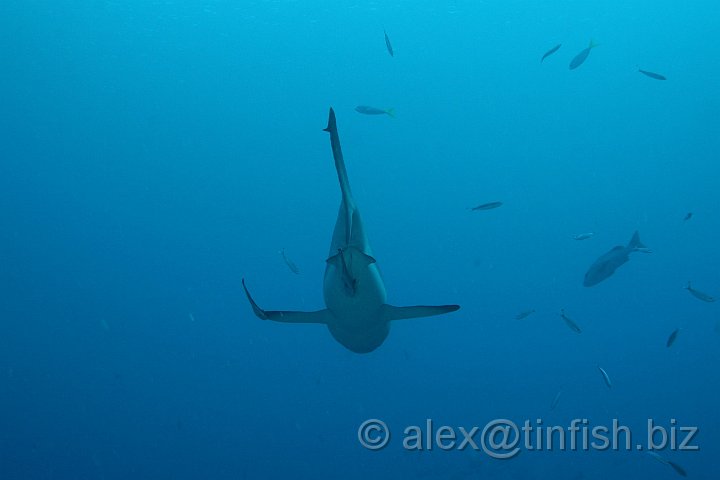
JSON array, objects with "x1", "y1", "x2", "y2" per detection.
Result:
[{"x1": 1, "y1": 0, "x2": 718, "y2": 478}]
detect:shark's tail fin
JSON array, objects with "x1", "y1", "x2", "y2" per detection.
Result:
[
  {"x1": 324, "y1": 107, "x2": 355, "y2": 244},
  {"x1": 589, "y1": 39, "x2": 599, "y2": 49},
  {"x1": 628, "y1": 231, "x2": 646, "y2": 251},
  {"x1": 323, "y1": 107, "x2": 337, "y2": 133},
  {"x1": 380, "y1": 304, "x2": 460, "y2": 321},
  {"x1": 385, "y1": 108, "x2": 396, "y2": 118},
  {"x1": 324, "y1": 108, "x2": 352, "y2": 201}
]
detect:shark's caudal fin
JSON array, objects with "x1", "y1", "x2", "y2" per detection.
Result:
[
  {"x1": 627, "y1": 231, "x2": 646, "y2": 251},
  {"x1": 324, "y1": 107, "x2": 355, "y2": 246},
  {"x1": 323, "y1": 108, "x2": 353, "y2": 205},
  {"x1": 380, "y1": 303, "x2": 460, "y2": 321},
  {"x1": 242, "y1": 279, "x2": 331, "y2": 324}
]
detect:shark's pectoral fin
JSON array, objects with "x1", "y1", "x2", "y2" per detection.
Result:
[
  {"x1": 242, "y1": 279, "x2": 331, "y2": 324},
  {"x1": 262, "y1": 309, "x2": 331, "y2": 324},
  {"x1": 380, "y1": 303, "x2": 460, "y2": 321}
]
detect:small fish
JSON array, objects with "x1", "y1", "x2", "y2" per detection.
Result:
[
  {"x1": 515, "y1": 309, "x2": 536, "y2": 320},
  {"x1": 541, "y1": 43, "x2": 562, "y2": 62},
  {"x1": 668, "y1": 461, "x2": 688, "y2": 477},
  {"x1": 384, "y1": 30, "x2": 393, "y2": 57},
  {"x1": 646, "y1": 451, "x2": 688, "y2": 477},
  {"x1": 684, "y1": 212, "x2": 693, "y2": 221},
  {"x1": 100, "y1": 318, "x2": 110, "y2": 331},
  {"x1": 560, "y1": 309, "x2": 582, "y2": 334},
  {"x1": 188, "y1": 313, "x2": 196, "y2": 322},
  {"x1": 638, "y1": 68, "x2": 666, "y2": 80},
  {"x1": 355, "y1": 105, "x2": 395, "y2": 117},
  {"x1": 666, "y1": 328, "x2": 680, "y2": 348},
  {"x1": 470, "y1": 201, "x2": 503, "y2": 211},
  {"x1": 573, "y1": 232, "x2": 594, "y2": 240},
  {"x1": 280, "y1": 249, "x2": 300, "y2": 274},
  {"x1": 646, "y1": 451, "x2": 667, "y2": 464},
  {"x1": 569, "y1": 40, "x2": 599, "y2": 70},
  {"x1": 597, "y1": 365, "x2": 612, "y2": 388},
  {"x1": 685, "y1": 282, "x2": 715, "y2": 302},
  {"x1": 550, "y1": 390, "x2": 562, "y2": 411}
]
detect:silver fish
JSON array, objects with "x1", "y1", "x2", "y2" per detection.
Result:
[
  {"x1": 685, "y1": 282, "x2": 715, "y2": 302},
  {"x1": 597, "y1": 365, "x2": 612, "y2": 388},
  {"x1": 355, "y1": 105, "x2": 395, "y2": 117},
  {"x1": 550, "y1": 390, "x2": 562, "y2": 410},
  {"x1": 560, "y1": 309, "x2": 582, "y2": 334},
  {"x1": 573, "y1": 232, "x2": 594, "y2": 240},
  {"x1": 666, "y1": 328, "x2": 680, "y2": 348},
  {"x1": 668, "y1": 462, "x2": 688, "y2": 477},
  {"x1": 280, "y1": 249, "x2": 300, "y2": 274},
  {"x1": 646, "y1": 451, "x2": 688, "y2": 477}
]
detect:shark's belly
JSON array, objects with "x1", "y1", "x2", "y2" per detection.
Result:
[{"x1": 323, "y1": 261, "x2": 387, "y2": 328}]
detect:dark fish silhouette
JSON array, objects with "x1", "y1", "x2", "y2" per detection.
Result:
[
  {"x1": 668, "y1": 461, "x2": 688, "y2": 477},
  {"x1": 638, "y1": 68, "x2": 666, "y2": 80},
  {"x1": 541, "y1": 44, "x2": 561, "y2": 62},
  {"x1": 685, "y1": 282, "x2": 715, "y2": 302},
  {"x1": 647, "y1": 451, "x2": 688, "y2": 477},
  {"x1": 515, "y1": 309, "x2": 535, "y2": 320},
  {"x1": 471, "y1": 201, "x2": 503, "y2": 211},
  {"x1": 280, "y1": 249, "x2": 300, "y2": 274},
  {"x1": 560, "y1": 309, "x2": 582, "y2": 334},
  {"x1": 684, "y1": 212, "x2": 692, "y2": 221},
  {"x1": 569, "y1": 40, "x2": 598, "y2": 70},
  {"x1": 384, "y1": 30, "x2": 394, "y2": 57},
  {"x1": 583, "y1": 231, "x2": 647, "y2": 287},
  {"x1": 666, "y1": 328, "x2": 680, "y2": 348}
]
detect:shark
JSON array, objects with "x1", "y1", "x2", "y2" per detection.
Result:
[
  {"x1": 242, "y1": 108, "x2": 460, "y2": 353},
  {"x1": 583, "y1": 231, "x2": 647, "y2": 287}
]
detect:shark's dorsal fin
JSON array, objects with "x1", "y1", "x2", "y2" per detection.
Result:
[
  {"x1": 242, "y1": 279, "x2": 331, "y2": 324},
  {"x1": 380, "y1": 304, "x2": 460, "y2": 321}
]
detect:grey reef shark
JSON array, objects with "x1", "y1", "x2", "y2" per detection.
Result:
[{"x1": 243, "y1": 108, "x2": 460, "y2": 353}]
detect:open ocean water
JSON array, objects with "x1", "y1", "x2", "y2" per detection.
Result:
[{"x1": 1, "y1": 1, "x2": 719, "y2": 479}]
